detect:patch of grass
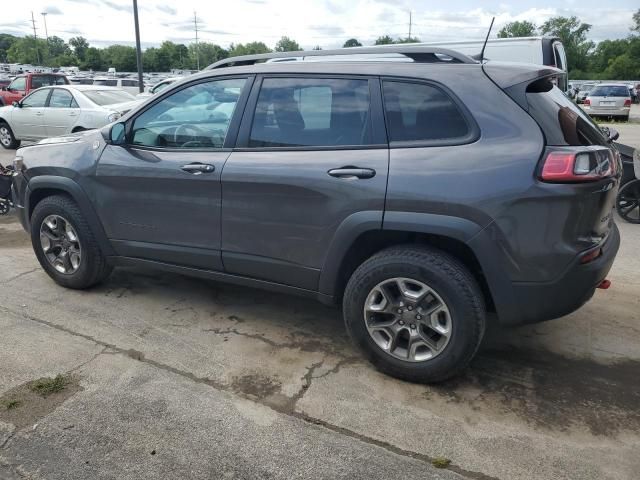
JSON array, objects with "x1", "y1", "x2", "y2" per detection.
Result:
[
  {"x1": 431, "y1": 457, "x2": 451, "y2": 469},
  {"x1": 4, "y1": 400, "x2": 21, "y2": 410},
  {"x1": 29, "y1": 375, "x2": 69, "y2": 397}
]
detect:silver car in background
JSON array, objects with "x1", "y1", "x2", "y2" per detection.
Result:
[{"x1": 583, "y1": 83, "x2": 632, "y2": 121}]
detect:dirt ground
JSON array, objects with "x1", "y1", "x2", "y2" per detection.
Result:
[{"x1": 0, "y1": 135, "x2": 639, "y2": 479}]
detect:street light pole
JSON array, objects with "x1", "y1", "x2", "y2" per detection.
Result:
[{"x1": 132, "y1": 0, "x2": 144, "y2": 93}]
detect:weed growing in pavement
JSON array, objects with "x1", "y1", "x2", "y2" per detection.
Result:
[{"x1": 29, "y1": 375, "x2": 69, "y2": 397}]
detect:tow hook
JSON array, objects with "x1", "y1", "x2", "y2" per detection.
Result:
[{"x1": 597, "y1": 279, "x2": 611, "y2": 290}]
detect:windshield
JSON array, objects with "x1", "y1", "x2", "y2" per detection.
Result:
[
  {"x1": 589, "y1": 86, "x2": 630, "y2": 97},
  {"x1": 82, "y1": 90, "x2": 135, "y2": 106}
]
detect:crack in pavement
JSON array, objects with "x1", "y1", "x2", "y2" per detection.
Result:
[
  {"x1": 0, "y1": 304, "x2": 499, "y2": 480},
  {"x1": 0, "y1": 268, "x2": 40, "y2": 286}
]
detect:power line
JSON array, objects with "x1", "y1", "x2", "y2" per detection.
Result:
[{"x1": 408, "y1": 10, "x2": 412, "y2": 39}]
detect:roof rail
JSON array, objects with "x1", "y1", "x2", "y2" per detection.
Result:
[{"x1": 206, "y1": 45, "x2": 477, "y2": 70}]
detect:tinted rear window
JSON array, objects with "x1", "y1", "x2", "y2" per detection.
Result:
[
  {"x1": 526, "y1": 82, "x2": 608, "y2": 146},
  {"x1": 382, "y1": 81, "x2": 471, "y2": 144},
  {"x1": 589, "y1": 86, "x2": 629, "y2": 97}
]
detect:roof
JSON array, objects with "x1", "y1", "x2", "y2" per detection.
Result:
[
  {"x1": 207, "y1": 45, "x2": 477, "y2": 70},
  {"x1": 38, "y1": 85, "x2": 124, "y2": 92}
]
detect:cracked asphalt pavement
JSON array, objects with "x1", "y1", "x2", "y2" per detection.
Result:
[{"x1": 1, "y1": 133, "x2": 640, "y2": 479}]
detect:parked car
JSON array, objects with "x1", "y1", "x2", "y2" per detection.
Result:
[
  {"x1": 92, "y1": 77, "x2": 141, "y2": 95},
  {"x1": 10, "y1": 46, "x2": 621, "y2": 382},
  {"x1": 0, "y1": 73, "x2": 69, "y2": 106},
  {"x1": 0, "y1": 85, "x2": 139, "y2": 148},
  {"x1": 136, "y1": 77, "x2": 183, "y2": 99},
  {"x1": 577, "y1": 83, "x2": 597, "y2": 104},
  {"x1": 583, "y1": 83, "x2": 632, "y2": 121}
]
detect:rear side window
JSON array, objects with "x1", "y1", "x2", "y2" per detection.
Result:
[
  {"x1": 49, "y1": 89, "x2": 74, "y2": 108},
  {"x1": 526, "y1": 81, "x2": 608, "y2": 146},
  {"x1": 589, "y1": 86, "x2": 629, "y2": 97},
  {"x1": 249, "y1": 78, "x2": 372, "y2": 148},
  {"x1": 382, "y1": 81, "x2": 471, "y2": 144}
]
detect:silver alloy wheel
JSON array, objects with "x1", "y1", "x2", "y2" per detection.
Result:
[
  {"x1": 39, "y1": 215, "x2": 82, "y2": 274},
  {"x1": 364, "y1": 277, "x2": 452, "y2": 362},
  {"x1": 0, "y1": 126, "x2": 12, "y2": 147}
]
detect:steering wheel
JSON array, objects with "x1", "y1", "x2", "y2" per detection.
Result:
[
  {"x1": 174, "y1": 124, "x2": 225, "y2": 148},
  {"x1": 173, "y1": 124, "x2": 207, "y2": 146}
]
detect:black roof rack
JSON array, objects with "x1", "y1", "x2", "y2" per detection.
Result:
[{"x1": 206, "y1": 45, "x2": 477, "y2": 70}]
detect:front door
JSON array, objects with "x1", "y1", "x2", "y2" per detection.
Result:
[
  {"x1": 93, "y1": 76, "x2": 252, "y2": 270},
  {"x1": 221, "y1": 76, "x2": 388, "y2": 290},
  {"x1": 10, "y1": 88, "x2": 51, "y2": 140}
]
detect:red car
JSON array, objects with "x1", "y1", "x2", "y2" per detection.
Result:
[{"x1": 0, "y1": 73, "x2": 69, "y2": 106}]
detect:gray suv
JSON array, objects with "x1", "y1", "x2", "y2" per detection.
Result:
[{"x1": 10, "y1": 46, "x2": 621, "y2": 382}]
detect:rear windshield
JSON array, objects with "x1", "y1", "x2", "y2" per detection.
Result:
[
  {"x1": 526, "y1": 83, "x2": 608, "y2": 146},
  {"x1": 589, "y1": 85, "x2": 629, "y2": 97},
  {"x1": 82, "y1": 89, "x2": 135, "y2": 106},
  {"x1": 31, "y1": 75, "x2": 68, "y2": 88}
]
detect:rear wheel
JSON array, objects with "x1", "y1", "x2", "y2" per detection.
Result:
[
  {"x1": 0, "y1": 122, "x2": 20, "y2": 149},
  {"x1": 343, "y1": 245, "x2": 486, "y2": 383},
  {"x1": 617, "y1": 179, "x2": 640, "y2": 224},
  {"x1": 31, "y1": 195, "x2": 113, "y2": 288}
]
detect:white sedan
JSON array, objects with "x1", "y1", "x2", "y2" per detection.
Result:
[{"x1": 0, "y1": 85, "x2": 141, "y2": 149}]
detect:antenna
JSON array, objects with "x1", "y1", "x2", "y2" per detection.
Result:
[{"x1": 479, "y1": 16, "x2": 495, "y2": 63}]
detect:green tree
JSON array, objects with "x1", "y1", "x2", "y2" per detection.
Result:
[
  {"x1": 274, "y1": 36, "x2": 301, "y2": 52},
  {"x1": 588, "y1": 39, "x2": 629, "y2": 74},
  {"x1": 374, "y1": 35, "x2": 395, "y2": 45},
  {"x1": 102, "y1": 45, "x2": 137, "y2": 71},
  {"x1": 81, "y1": 47, "x2": 104, "y2": 71},
  {"x1": 69, "y1": 36, "x2": 89, "y2": 61},
  {"x1": 343, "y1": 38, "x2": 362, "y2": 48},
  {"x1": 497, "y1": 21, "x2": 537, "y2": 38},
  {"x1": 312, "y1": 45, "x2": 322, "y2": 50},
  {"x1": 632, "y1": 8, "x2": 640, "y2": 33},
  {"x1": 191, "y1": 42, "x2": 228, "y2": 69},
  {"x1": 0, "y1": 34, "x2": 18, "y2": 62},
  {"x1": 603, "y1": 53, "x2": 640, "y2": 79},
  {"x1": 47, "y1": 36, "x2": 71, "y2": 58},
  {"x1": 396, "y1": 36, "x2": 420, "y2": 44},
  {"x1": 229, "y1": 42, "x2": 271, "y2": 56},
  {"x1": 7, "y1": 36, "x2": 47, "y2": 65},
  {"x1": 540, "y1": 16, "x2": 593, "y2": 73}
]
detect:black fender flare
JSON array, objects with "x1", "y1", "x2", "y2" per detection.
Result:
[{"x1": 26, "y1": 176, "x2": 115, "y2": 256}]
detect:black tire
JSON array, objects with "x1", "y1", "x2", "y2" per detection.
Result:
[
  {"x1": 0, "y1": 122, "x2": 20, "y2": 149},
  {"x1": 30, "y1": 195, "x2": 113, "y2": 289},
  {"x1": 617, "y1": 179, "x2": 640, "y2": 224},
  {"x1": 343, "y1": 245, "x2": 486, "y2": 383}
]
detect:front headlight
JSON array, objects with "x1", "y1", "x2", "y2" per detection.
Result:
[{"x1": 108, "y1": 112, "x2": 121, "y2": 123}]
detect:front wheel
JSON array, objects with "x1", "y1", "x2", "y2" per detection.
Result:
[
  {"x1": 0, "y1": 123, "x2": 20, "y2": 149},
  {"x1": 31, "y1": 195, "x2": 113, "y2": 288},
  {"x1": 343, "y1": 246, "x2": 486, "y2": 383},
  {"x1": 617, "y1": 179, "x2": 640, "y2": 224}
]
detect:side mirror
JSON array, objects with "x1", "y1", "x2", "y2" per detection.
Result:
[
  {"x1": 109, "y1": 122, "x2": 126, "y2": 145},
  {"x1": 605, "y1": 127, "x2": 620, "y2": 143},
  {"x1": 12, "y1": 101, "x2": 20, "y2": 108}
]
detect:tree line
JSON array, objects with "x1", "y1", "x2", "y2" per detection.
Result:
[
  {"x1": 498, "y1": 10, "x2": 640, "y2": 79},
  {"x1": 1, "y1": 10, "x2": 638, "y2": 78}
]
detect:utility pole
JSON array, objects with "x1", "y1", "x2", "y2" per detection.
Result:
[
  {"x1": 41, "y1": 12, "x2": 49, "y2": 42},
  {"x1": 194, "y1": 11, "x2": 200, "y2": 71},
  {"x1": 408, "y1": 10, "x2": 412, "y2": 40},
  {"x1": 30, "y1": 12, "x2": 41, "y2": 64},
  {"x1": 132, "y1": 0, "x2": 144, "y2": 93}
]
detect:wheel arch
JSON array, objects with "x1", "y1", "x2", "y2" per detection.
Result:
[
  {"x1": 27, "y1": 176, "x2": 114, "y2": 256},
  {"x1": 319, "y1": 211, "x2": 503, "y2": 316}
]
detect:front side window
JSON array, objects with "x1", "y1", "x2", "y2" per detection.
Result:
[
  {"x1": 49, "y1": 89, "x2": 75, "y2": 108},
  {"x1": 9, "y1": 77, "x2": 26, "y2": 91},
  {"x1": 249, "y1": 78, "x2": 372, "y2": 148},
  {"x1": 383, "y1": 81, "x2": 471, "y2": 143},
  {"x1": 21, "y1": 89, "x2": 50, "y2": 108},
  {"x1": 131, "y1": 78, "x2": 247, "y2": 149}
]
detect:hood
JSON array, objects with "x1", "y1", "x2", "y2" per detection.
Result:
[{"x1": 107, "y1": 100, "x2": 143, "y2": 115}]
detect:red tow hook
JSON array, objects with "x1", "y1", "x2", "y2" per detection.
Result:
[{"x1": 597, "y1": 279, "x2": 611, "y2": 290}]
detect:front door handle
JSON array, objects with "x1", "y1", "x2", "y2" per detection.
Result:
[
  {"x1": 328, "y1": 167, "x2": 376, "y2": 179},
  {"x1": 181, "y1": 163, "x2": 215, "y2": 174}
]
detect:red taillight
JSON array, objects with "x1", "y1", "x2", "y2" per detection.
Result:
[
  {"x1": 540, "y1": 150, "x2": 616, "y2": 183},
  {"x1": 584, "y1": 98, "x2": 591, "y2": 106},
  {"x1": 580, "y1": 247, "x2": 602, "y2": 264},
  {"x1": 624, "y1": 99, "x2": 631, "y2": 107}
]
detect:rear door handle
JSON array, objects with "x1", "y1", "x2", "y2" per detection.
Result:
[
  {"x1": 181, "y1": 163, "x2": 215, "y2": 174},
  {"x1": 328, "y1": 167, "x2": 376, "y2": 179}
]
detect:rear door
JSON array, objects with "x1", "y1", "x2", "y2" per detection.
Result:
[
  {"x1": 43, "y1": 88, "x2": 79, "y2": 137},
  {"x1": 220, "y1": 75, "x2": 388, "y2": 290}
]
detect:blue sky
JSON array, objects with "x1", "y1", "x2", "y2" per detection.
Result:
[{"x1": 2, "y1": 0, "x2": 638, "y2": 50}]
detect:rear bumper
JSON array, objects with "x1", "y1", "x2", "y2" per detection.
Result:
[
  {"x1": 583, "y1": 107, "x2": 630, "y2": 117},
  {"x1": 503, "y1": 223, "x2": 620, "y2": 325}
]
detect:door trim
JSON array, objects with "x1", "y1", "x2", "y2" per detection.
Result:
[{"x1": 110, "y1": 239, "x2": 223, "y2": 271}]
